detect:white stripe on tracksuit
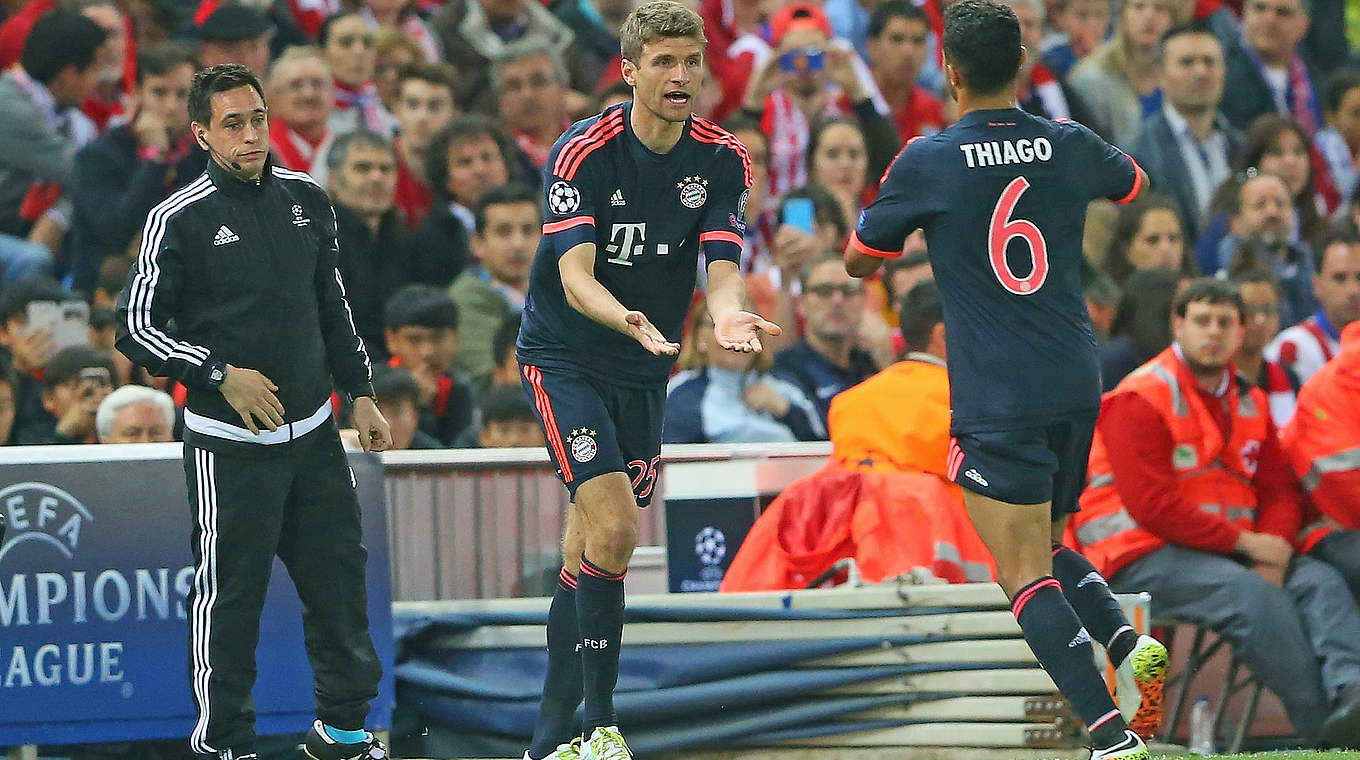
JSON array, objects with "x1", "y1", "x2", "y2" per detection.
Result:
[
  {"x1": 189, "y1": 448, "x2": 220, "y2": 753},
  {"x1": 126, "y1": 175, "x2": 215, "y2": 365}
]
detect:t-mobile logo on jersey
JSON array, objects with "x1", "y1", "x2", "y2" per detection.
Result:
[{"x1": 604, "y1": 223, "x2": 669, "y2": 266}]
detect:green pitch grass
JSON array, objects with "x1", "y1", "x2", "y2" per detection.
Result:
[{"x1": 1151, "y1": 753, "x2": 1360, "y2": 759}]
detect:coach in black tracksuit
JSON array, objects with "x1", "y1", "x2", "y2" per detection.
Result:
[{"x1": 115, "y1": 64, "x2": 393, "y2": 760}]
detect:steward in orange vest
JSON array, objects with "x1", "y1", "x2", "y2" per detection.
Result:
[
  {"x1": 1281, "y1": 322, "x2": 1360, "y2": 594},
  {"x1": 1071, "y1": 345, "x2": 1293, "y2": 577},
  {"x1": 1067, "y1": 281, "x2": 1360, "y2": 746}
]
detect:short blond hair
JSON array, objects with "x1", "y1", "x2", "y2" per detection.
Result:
[{"x1": 620, "y1": 1, "x2": 707, "y2": 63}]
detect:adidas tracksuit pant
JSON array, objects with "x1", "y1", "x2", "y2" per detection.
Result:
[{"x1": 182, "y1": 422, "x2": 381, "y2": 755}]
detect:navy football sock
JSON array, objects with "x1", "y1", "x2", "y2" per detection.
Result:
[
  {"x1": 1051, "y1": 544, "x2": 1138, "y2": 665},
  {"x1": 529, "y1": 569, "x2": 584, "y2": 758},
  {"x1": 576, "y1": 557, "x2": 626, "y2": 733},
  {"x1": 1012, "y1": 576, "x2": 1128, "y2": 747}
]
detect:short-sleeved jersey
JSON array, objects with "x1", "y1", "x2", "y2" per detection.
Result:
[
  {"x1": 517, "y1": 102, "x2": 753, "y2": 386},
  {"x1": 851, "y1": 108, "x2": 1141, "y2": 432}
]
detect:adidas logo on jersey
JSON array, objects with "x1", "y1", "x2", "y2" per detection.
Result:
[
  {"x1": 610, "y1": 189, "x2": 626, "y2": 206},
  {"x1": 1068, "y1": 627, "x2": 1092, "y2": 648},
  {"x1": 963, "y1": 468, "x2": 989, "y2": 487},
  {"x1": 213, "y1": 225, "x2": 239, "y2": 246}
]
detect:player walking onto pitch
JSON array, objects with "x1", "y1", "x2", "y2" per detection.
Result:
[
  {"x1": 516, "y1": 3, "x2": 779, "y2": 760},
  {"x1": 845, "y1": 2, "x2": 1166, "y2": 757}
]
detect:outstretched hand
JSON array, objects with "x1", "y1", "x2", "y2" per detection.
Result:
[
  {"x1": 624, "y1": 311, "x2": 680, "y2": 356},
  {"x1": 714, "y1": 310, "x2": 782, "y2": 353}
]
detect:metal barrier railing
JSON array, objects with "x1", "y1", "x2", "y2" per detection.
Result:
[{"x1": 380, "y1": 442, "x2": 833, "y2": 601}]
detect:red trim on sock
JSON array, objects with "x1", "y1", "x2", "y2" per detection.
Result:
[
  {"x1": 1089, "y1": 708, "x2": 1121, "y2": 730},
  {"x1": 580, "y1": 557, "x2": 626, "y2": 581},
  {"x1": 559, "y1": 568, "x2": 578, "y2": 589},
  {"x1": 1011, "y1": 577, "x2": 1062, "y2": 619}
]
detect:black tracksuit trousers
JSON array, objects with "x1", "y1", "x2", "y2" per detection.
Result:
[{"x1": 181, "y1": 424, "x2": 380, "y2": 755}]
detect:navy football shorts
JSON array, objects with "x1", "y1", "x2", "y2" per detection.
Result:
[
  {"x1": 947, "y1": 414, "x2": 1098, "y2": 519},
  {"x1": 520, "y1": 363, "x2": 665, "y2": 507}
]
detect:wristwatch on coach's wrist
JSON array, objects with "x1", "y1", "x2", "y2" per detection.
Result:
[{"x1": 206, "y1": 360, "x2": 227, "y2": 389}]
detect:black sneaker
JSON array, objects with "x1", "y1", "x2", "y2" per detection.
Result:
[
  {"x1": 301, "y1": 720, "x2": 388, "y2": 760},
  {"x1": 1321, "y1": 683, "x2": 1360, "y2": 748}
]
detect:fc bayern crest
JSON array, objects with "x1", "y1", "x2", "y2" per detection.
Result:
[
  {"x1": 678, "y1": 175, "x2": 708, "y2": 208},
  {"x1": 548, "y1": 180, "x2": 581, "y2": 214},
  {"x1": 567, "y1": 427, "x2": 598, "y2": 463}
]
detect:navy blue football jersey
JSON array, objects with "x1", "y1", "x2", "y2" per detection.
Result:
[
  {"x1": 852, "y1": 108, "x2": 1141, "y2": 431},
  {"x1": 517, "y1": 102, "x2": 752, "y2": 386}
]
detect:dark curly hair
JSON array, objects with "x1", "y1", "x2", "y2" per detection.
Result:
[{"x1": 943, "y1": 0, "x2": 1022, "y2": 96}]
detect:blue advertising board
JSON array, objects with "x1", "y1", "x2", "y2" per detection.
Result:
[{"x1": 0, "y1": 443, "x2": 395, "y2": 745}]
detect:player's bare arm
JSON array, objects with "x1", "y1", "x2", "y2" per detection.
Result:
[
  {"x1": 558, "y1": 240, "x2": 680, "y2": 356},
  {"x1": 705, "y1": 259, "x2": 781, "y2": 353},
  {"x1": 843, "y1": 248, "x2": 885, "y2": 279}
]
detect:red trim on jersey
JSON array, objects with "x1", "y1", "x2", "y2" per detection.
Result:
[
  {"x1": 552, "y1": 111, "x2": 622, "y2": 176},
  {"x1": 522, "y1": 364, "x2": 574, "y2": 483},
  {"x1": 1302, "y1": 318, "x2": 1338, "y2": 362},
  {"x1": 880, "y1": 135, "x2": 926, "y2": 186},
  {"x1": 691, "y1": 117, "x2": 754, "y2": 188},
  {"x1": 1114, "y1": 155, "x2": 1144, "y2": 205},
  {"x1": 563, "y1": 119, "x2": 627, "y2": 180},
  {"x1": 848, "y1": 230, "x2": 901, "y2": 259},
  {"x1": 554, "y1": 112, "x2": 626, "y2": 180},
  {"x1": 700, "y1": 230, "x2": 743, "y2": 247},
  {"x1": 543, "y1": 216, "x2": 594, "y2": 234}
]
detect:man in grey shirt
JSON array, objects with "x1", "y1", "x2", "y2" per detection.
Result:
[{"x1": 0, "y1": 10, "x2": 105, "y2": 283}]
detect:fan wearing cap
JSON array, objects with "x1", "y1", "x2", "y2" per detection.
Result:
[
  {"x1": 196, "y1": 3, "x2": 274, "y2": 78},
  {"x1": 739, "y1": 1, "x2": 898, "y2": 202}
]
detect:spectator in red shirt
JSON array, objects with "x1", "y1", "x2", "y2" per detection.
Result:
[
  {"x1": 866, "y1": 1, "x2": 945, "y2": 142},
  {"x1": 392, "y1": 61, "x2": 458, "y2": 227}
]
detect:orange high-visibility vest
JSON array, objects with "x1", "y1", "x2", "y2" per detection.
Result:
[
  {"x1": 828, "y1": 354, "x2": 952, "y2": 476},
  {"x1": 1070, "y1": 348, "x2": 1269, "y2": 577},
  {"x1": 1281, "y1": 322, "x2": 1360, "y2": 552}
]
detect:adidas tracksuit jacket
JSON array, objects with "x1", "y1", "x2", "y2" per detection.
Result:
[{"x1": 115, "y1": 157, "x2": 381, "y2": 755}]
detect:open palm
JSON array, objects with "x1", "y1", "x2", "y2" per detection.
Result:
[{"x1": 714, "y1": 310, "x2": 782, "y2": 353}]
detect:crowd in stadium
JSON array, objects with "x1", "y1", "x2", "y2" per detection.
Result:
[{"x1": 0, "y1": 0, "x2": 1354, "y2": 453}]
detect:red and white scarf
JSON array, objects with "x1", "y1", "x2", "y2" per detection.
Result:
[
  {"x1": 333, "y1": 79, "x2": 388, "y2": 134},
  {"x1": 269, "y1": 119, "x2": 332, "y2": 176}
]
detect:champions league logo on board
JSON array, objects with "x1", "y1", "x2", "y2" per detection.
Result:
[
  {"x1": 0, "y1": 482, "x2": 193, "y2": 692},
  {"x1": 694, "y1": 526, "x2": 726, "y2": 567},
  {"x1": 0, "y1": 482, "x2": 90, "y2": 565},
  {"x1": 677, "y1": 176, "x2": 708, "y2": 209}
]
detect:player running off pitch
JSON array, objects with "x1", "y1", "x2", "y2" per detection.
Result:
[
  {"x1": 515, "y1": 3, "x2": 778, "y2": 760},
  {"x1": 844, "y1": 1, "x2": 1166, "y2": 757}
]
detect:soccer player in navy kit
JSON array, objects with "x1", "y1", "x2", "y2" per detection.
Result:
[
  {"x1": 516, "y1": 4, "x2": 780, "y2": 760},
  {"x1": 845, "y1": 2, "x2": 1166, "y2": 758}
]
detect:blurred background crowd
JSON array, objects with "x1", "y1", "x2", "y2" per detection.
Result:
[{"x1": 0, "y1": 0, "x2": 1355, "y2": 453}]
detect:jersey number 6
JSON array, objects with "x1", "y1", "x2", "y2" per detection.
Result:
[{"x1": 988, "y1": 176, "x2": 1049, "y2": 295}]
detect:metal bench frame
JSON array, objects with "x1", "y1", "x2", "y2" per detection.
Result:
[{"x1": 1158, "y1": 622, "x2": 1265, "y2": 753}]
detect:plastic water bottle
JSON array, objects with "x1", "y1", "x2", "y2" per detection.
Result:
[{"x1": 1189, "y1": 696, "x2": 1215, "y2": 755}]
